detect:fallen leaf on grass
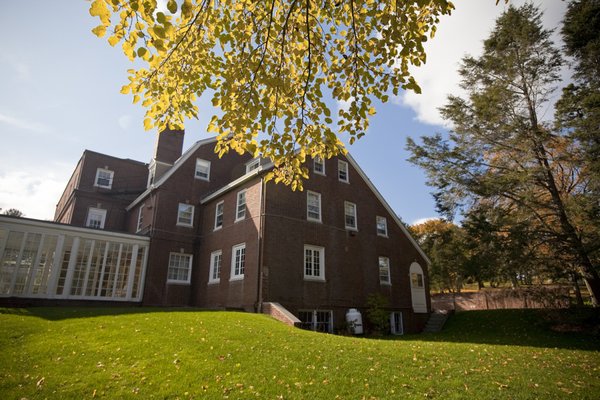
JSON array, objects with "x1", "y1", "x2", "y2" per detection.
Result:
[
  {"x1": 36, "y1": 377, "x2": 45, "y2": 388},
  {"x1": 493, "y1": 381, "x2": 509, "y2": 389}
]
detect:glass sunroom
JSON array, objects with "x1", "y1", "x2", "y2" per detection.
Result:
[{"x1": 0, "y1": 216, "x2": 149, "y2": 302}]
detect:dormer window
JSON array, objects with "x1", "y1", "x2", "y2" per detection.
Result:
[
  {"x1": 195, "y1": 159, "x2": 211, "y2": 181},
  {"x1": 95, "y1": 168, "x2": 114, "y2": 189},
  {"x1": 245, "y1": 159, "x2": 260, "y2": 174}
]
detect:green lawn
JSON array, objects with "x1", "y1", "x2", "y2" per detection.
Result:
[{"x1": 1, "y1": 307, "x2": 598, "y2": 399}]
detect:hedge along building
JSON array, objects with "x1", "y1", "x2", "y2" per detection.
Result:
[{"x1": 0, "y1": 130, "x2": 431, "y2": 333}]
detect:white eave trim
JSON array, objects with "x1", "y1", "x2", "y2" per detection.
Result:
[
  {"x1": 345, "y1": 153, "x2": 431, "y2": 266},
  {"x1": 201, "y1": 161, "x2": 274, "y2": 204},
  {"x1": 0, "y1": 215, "x2": 150, "y2": 243},
  {"x1": 127, "y1": 136, "x2": 218, "y2": 211}
]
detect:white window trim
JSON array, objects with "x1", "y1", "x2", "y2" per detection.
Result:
[
  {"x1": 304, "y1": 245, "x2": 325, "y2": 281},
  {"x1": 313, "y1": 157, "x2": 325, "y2": 176},
  {"x1": 86, "y1": 207, "x2": 107, "y2": 229},
  {"x1": 235, "y1": 190, "x2": 247, "y2": 222},
  {"x1": 214, "y1": 201, "x2": 224, "y2": 230},
  {"x1": 136, "y1": 204, "x2": 144, "y2": 232},
  {"x1": 344, "y1": 201, "x2": 358, "y2": 231},
  {"x1": 379, "y1": 256, "x2": 391, "y2": 285},
  {"x1": 230, "y1": 243, "x2": 246, "y2": 281},
  {"x1": 338, "y1": 160, "x2": 349, "y2": 183},
  {"x1": 245, "y1": 158, "x2": 260, "y2": 174},
  {"x1": 376, "y1": 216, "x2": 388, "y2": 237},
  {"x1": 177, "y1": 203, "x2": 194, "y2": 227},
  {"x1": 167, "y1": 252, "x2": 192, "y2": 284},
  {"x1": 306, "y1": 191, "x2": 322, "y2": 223},
  {"x1": 195, "y1": 158, "x2": 211, "y2": 181},
  {"x1": 94, "y1": 168, "x2": 114, "y2": 189},
  {"x1": 208, "y1": 250, "x2": 222, "y2": 284}
]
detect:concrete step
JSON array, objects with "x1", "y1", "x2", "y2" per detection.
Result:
[{"x1": 422, "y1": 311, "x2": 450, "y2": 333}]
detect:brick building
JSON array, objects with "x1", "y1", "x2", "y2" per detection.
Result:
[{"x1": 3, "y1": 130, "x2": 431, "y2": 333}]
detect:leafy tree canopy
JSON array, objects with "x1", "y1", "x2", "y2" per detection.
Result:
[
  {"x1": 1, "y1": 208, "x2": 24, "y2": 217},
  {"x1": 89, "y1": 0, "x2": 454, "y2": 189}
]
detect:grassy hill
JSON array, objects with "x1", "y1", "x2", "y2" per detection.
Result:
[{"x1": 1, "y1": 307, "x2": 598, "y2": 399}]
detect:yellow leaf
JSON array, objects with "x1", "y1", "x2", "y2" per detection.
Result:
[
  {"x1": 92, "y1": 25, "x2": 107, "y2": 38},
  {"x1": 89, "y1": 0, "x2": 110, "y2": 25},
  {"x1": 167, "y1": 0, "x2": 178, "y2": 14},
  {"x1": 143, "y1": 118, "x2": 153, "y2": 131},
  {"x1": 108, "y1": 35, "x2": 119, "y2": 47}
]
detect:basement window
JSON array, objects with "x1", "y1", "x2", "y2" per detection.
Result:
[{"x1": 298, "y1": 310, "x2": 333, "y2": 333}]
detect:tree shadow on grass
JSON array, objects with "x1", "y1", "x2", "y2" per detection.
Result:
[
  {"x1": 0, "y1": 306, "x2": 222, "y2": 321},
  {"x1": 399, "y1": 308, "x2": 600, "y2": 352}
]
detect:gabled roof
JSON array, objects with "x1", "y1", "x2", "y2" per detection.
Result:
[
  {"x1": 126, "y1": 137, "x2": 217, "y2": 211},
  {"x1": 344, "y1": 153, "x2": 431, "y2": 265},
  {"x1": 200, "y1": 151, "x2": 431, "y2": 265}
]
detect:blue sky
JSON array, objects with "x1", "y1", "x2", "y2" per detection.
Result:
[{"x1": 0, "y1": 1, "x2": 567, "y2": 224}]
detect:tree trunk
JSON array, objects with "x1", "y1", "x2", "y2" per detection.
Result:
[{"x1": 572, "y1": 272, "x2": 584, "y2": 307}]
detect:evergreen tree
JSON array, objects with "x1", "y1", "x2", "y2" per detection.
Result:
[{"x1": 407, "y1": 4, "x2": 600, "y2": 305}]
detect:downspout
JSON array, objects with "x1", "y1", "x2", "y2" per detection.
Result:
[{"x1": 256, "y1": 177, "x2": 266, "y2": 313}]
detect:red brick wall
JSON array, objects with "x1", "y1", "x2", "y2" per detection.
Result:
[
  {"x1": 260, "y1": 155, "x2": 430, "y2": 332},
  {"x1": 192, "y1": 179, "x2": 262, "y2": 310}
]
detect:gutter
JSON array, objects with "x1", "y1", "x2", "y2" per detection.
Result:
[{"x1": 256, "y1": 177, "x2": 266, "y2": 313}]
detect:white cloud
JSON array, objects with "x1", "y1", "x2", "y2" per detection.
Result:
[
  {"x1": 336, "y1": 97, "x2": 355, "y2": 113},
  {"x1": 118, "y1": 114, "x2": 133, "y2": 130},
  {"x1": 0, "y1": 165, "x2": 72, "y2": 221},
  {"x1": 399, "y1": 1, "x2": 568, "y2": 127},
  {"x1": 410, "y1": 217, "x2": 441, "y2": 226},
  {"x1": 2, "y1": 54, "x2": 31, "y2": 82},
  {"x1": 0, "y1": 112, "x2": 52, "y2": 134}
]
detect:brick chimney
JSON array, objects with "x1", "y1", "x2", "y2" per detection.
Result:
[{"x1": 147, "y1": 128, "x2": 184, "y2": 187}]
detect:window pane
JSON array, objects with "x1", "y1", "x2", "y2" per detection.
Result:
[
  {"x1": 215, "y1": 202, "x2": 224, "y2": 228},
  {"x1": 196, "y1": 159, "x2": 210, "y2": 180},
  {"x1": 178, "y1": 204, "x2": 194, "y2": 225},
  {"x1": 376, "y1": 216, "x2": 387, "y2": 235},
  {"x1": 236, "y1": 191, "x2": 246, "y2": 220},
  {"x1": 307, "y1": 192, "x2": 321, "y2": 220},
  {"x1": 168, "y1": 253, "x2": 191, "y2": 283}
]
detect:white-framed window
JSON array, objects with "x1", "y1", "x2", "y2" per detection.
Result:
[
  {"x1": 167, "y1": 252, "x2": 192, "y2": 284},
  {"x1": 307, "y1": 191, "x2": 322, "y2": 222},
  {"x1": 313, "y1": 157, "x2": 325, "y2": 175},
  {"x1": 245, "y1": 158, "x2": 260, "y2": 173},
  {"x1": 177, "y1": 203, "x2": 194, "y2": 227},
  {"x1": 95, "y1": 168, "x2": 114, "y2": 189},
  {"x1": 411, "y1": 272, "x2": 424, "y2": 288},
  {"x1": 136, "y1": 204, "x2": 144, "y2": 232},
  {"x1": 235, "y1": 190, "x2": 246, "y2": 222},
  {"x1": 379, "y1": 256, "x2": 391, "y2": 285},
  {"x1": 299, "y1": 310, "x2": 333, "y2": 333},
  {"x1": 304, "y1": 245, "x2": 325, "y2": 281},
  {"x1": 376, "y1": 216, "x2": 388, "y2": 237},
  {"x1": 209, "y1": 250, "x2": 222, "y2": 284},
  {"x1": 195, "y1": 158, "x2": 211, "y2": 181},
  {"x1": 86, "y1": 207, "x2": 106, "y2": 229},
  {"x1": 338, "y1": 160, "x2": 349, "y2": 183},
  {"x1": 344, "y1": 201, "x2": 357, "y2": 230},
  {"x1": 214, "y1": 201, "x2": 224, "y2": 230},
  {"x1": 230, "y1": 243, "x2": 246, "y2": 280},
  {"x1": 390, "y1": 312, "x2": 404, "y2": 335}
]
